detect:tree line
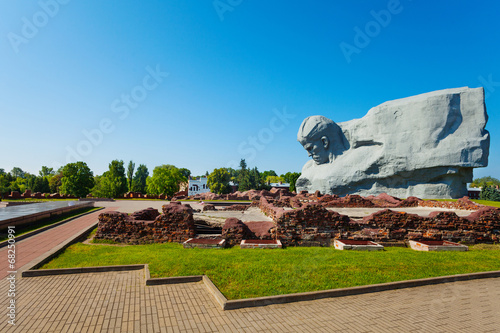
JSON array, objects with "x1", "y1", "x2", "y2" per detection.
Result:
[
  {"x1": 0, "y1": 159, "x2": 301, "y2": 198},
  {"x1": 470, "y1": 176, "x2": 500, "y2": 201}
]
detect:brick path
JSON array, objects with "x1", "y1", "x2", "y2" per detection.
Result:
[
  {"x1": 0, "y1": 270, "x2": 499, "y2": 332},
  {"x1": 0, "y1": 203, "x2": 499, "y2": 332},
  {"x1": 0, "y1": 207, "x2": 117, "y2": 279}
]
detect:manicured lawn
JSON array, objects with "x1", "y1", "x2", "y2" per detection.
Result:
[
  {"x1": 41, "y1": 239, "x2": 500, "y2": 300},
  {"x1": 472, "y1": 200, "x2": 500, "y2": 208}
]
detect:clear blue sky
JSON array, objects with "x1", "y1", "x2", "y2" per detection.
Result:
[{"x1": 1, "y1": 0, "x2": 499, "y2": 180}]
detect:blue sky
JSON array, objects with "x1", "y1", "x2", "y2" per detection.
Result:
[{"x1": 1, "y1": 0, "x2": 499, "y2": 180}]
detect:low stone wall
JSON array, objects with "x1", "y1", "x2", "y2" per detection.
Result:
[
  {"x1": 350, "y1": 207, "x2": 500, "y2": 243},
  {"x1": 220, "y1": 204, "x2": 249, "y2": 211},
  {"x1": 259, "y1": 195, "x2": 499, "y2": 245},
  {"x1": 222, "y1": 218, "x2": 276, "y2": 247},
  {"x1": 259, "y1": 197, "x2": 354, "y2": 246},
  {"x1": 95, "y1": 202, "x2": 195, "y2": 244}
]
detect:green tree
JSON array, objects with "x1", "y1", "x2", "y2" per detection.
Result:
[
  {"x1": 207, "y1": 168, "x2": 231, "y2": 194},
  {"x1": 480, "y1": 185, "x2": 500, "y2": 201},
  {"x1": 60, "y1": 162, "x2": 94, "y2": 197},
  {"x1": 127, "y1": 161, "x2": 135, "y2": 192},
  {"x1": 91, "y1": 174, "x2": 117, "y2": 198},
  {"x1": 282, "y1": 172, "x2": 301, "y2": 192},
  {"x1": 90, "y1": 175, "x2": 105, "y2": 197},
  {"x1": 471, "y1": 176, "x2": 500, "y2": 188},
  {"x1": 237, "y1": 159, "x2": 252, "y2": 191},
  {"x1": 261, "y1": 170, "x2": 277, "y2": 183},
  {"x1": 94, "y1": 160, "x2": 128, "y2": 198},
  {"x1": 132, "y1": 164, "x2": 149, "y2": 193},
  {"x1": 49, "y1": 172, "x2": 63, "y2": 193},
  {"x1": 10, "y1": 167, "x2": 26, "y2": 179},
  {"x1": 0, "y1": 174, "x2": 11, "y2": 197},
  {"x1": 249, "y1": 167, "x2": 261, "y2": 190},
  {"x1": 32, "y1": 176, "x2": 50, "y2": 193},
  {"x1": 39, "y1": 166, "x2": 55, "y2": 177},
  {"x1": 179, "y1": 168, "x2": 191, "y2": 179},
  {"x1": 146, "y1": 165, "x2": 186, "y2": 196},
  {"x1": 265, "y1": 175, "x2": 285, "y2": 184}
]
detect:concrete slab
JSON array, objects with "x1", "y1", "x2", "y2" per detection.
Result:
[
  {"x1": 183, "y1": 238, "x2": 226, "y2": 249},
  {"x1": 240, "y1": 239, "x2": 282, "y2": 249},
  {"x1": 334, "y1": 239, "x2": 384, "y2": 251},
  {"x1": 409, "y1": 240, "x2": 469, "y2": 251}
]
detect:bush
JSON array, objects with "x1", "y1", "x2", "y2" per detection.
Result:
[{"x1": 480, "y1": 185, "x2": 500, "y2": 201}]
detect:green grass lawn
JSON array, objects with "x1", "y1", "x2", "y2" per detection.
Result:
[
  {"x1": 41, "y1": 239, "x2": 500, "y2": 300},
  {"x1": 0, "y1": 207, "x2": 101, "y2": 241},
  {"x1": 472, "y1": 199, "x2": 500, "y2": 208}
]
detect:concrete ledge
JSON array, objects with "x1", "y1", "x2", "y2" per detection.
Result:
[
  {"x1": 146, "y1": 275, "x2": 204, "y2": 285},
  {"x1": 203, "y1": 275, "x2": 228, "y2": 309},
  {"x1": 22, "y1": 264, "x2": 144, "y2": 277}
]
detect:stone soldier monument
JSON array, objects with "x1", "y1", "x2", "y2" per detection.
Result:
[{"x1": 296, "y1": 87, "x2": 490, "y2": 198}]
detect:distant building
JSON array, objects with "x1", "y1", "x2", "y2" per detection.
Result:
[
  {"x1": 188, "y1": 177, "x2": 210, "y2": 196},
  {"x1": 229, "y1": 181, "x2": 238, "y2": 193},
  {"x1": 270, "y1": 182, "x2": 290, "y2": 191},
  {"x1": 467, "y1": 187, "x2": 481, "y2": 199}
]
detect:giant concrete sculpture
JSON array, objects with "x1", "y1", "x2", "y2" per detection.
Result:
[{"x1": 296, "y1": 87, "x2": 490, "y2": 199}]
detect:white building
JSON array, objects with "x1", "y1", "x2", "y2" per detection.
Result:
[{"x1": 188, "y1": 177, "x2": 210, "y2": 196}]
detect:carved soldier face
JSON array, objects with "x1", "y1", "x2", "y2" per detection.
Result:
[{"x1": 300, "y1": 136, "x2": 330, "y2": 165}]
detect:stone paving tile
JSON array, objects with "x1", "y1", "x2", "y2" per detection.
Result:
[{"x1": 0, "y1": 270, "x2": 499, "y2": 332}]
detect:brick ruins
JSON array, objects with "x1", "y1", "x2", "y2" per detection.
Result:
[
  {"x1": 95, "y1": 190, "x2": 499, "y2": 246},
  {"x1": 95, "y1": 202, "x2": 195, "y2": 244}
]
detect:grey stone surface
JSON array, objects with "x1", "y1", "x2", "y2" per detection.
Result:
[{"x1": 296, "y1": 87, "x2": 490, "y2": 198}]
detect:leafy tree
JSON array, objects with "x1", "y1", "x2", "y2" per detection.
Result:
[
  {"x1": 281, "y1": 172, "x2": 301, "y2": 192},
  {"x1": 207, "y1": 168, "x2": 231, "y2": 194},
  {"x1": 0, "y1": 174, "x2": 11, "y2": 197},
  {"x1": 261, "y1": 170, "x2": 277, "y2": 183},
  {"x1": 49, "y1": 172, "x2": 63, "y2": 193},
  {"x1": 25, "y1": 174, "x2": 37, "y2": 191},
  {"x1": 480, "y1": 185, "x2": 500, "y2": 201},
  {"x1": 132, "y1": 164, "x2": 149, "y2": 194},
  {"x1": 471, "y1": 176, "x2": 500, "y2": 188},
  {"x1": 60, "y1": 162, "x2": 94, "y2": 197},
  {"x1": 237, "y1": 159, "x2": 252, "y2": 191},
  {"x1": 94, "y1": 160, "x2": 128, "y2": 198},
  {"x1": 249, "y1": 167, "x2": 262, "y2": 190},
  {"x1": 39, "y1": 166, "x2": 55, "y2": 177},
  {"x1": 226, "y1": 167, "x2": 238, "y2": 183},
  {"x1": 10, "y1": 167, "x2": 25, "y2": 179},
  {"x1": 146, "y1": 165, "x2": 186, "y2": 196},
  {"x1": 127, "y1": 161, "x2": 135, "y2": 192},
  {"x1": 32, "y1": 176, "x2": 50, "y2": 193},
  {"x1": 179, "y1": 168, "x2": 191, "y2": 179},
  {"x1": 90, "y1": 175, "x2": 105, "y2": 197},
  {"x1": 91, "y1": 174, "x2": 117, "y2": 198},
  {"x1": 265, "y1": 175, "x2": 285, "y2": 184}
]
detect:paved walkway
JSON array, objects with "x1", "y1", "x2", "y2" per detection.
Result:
[
  {"x1": 1, "y1": 270, "x2": 499, "y2": 332},
  {"x1": 0, "y1": 201, "x2": 499, "y2": 332},
  {"x1": 0, "y1": 207, "x2": 117, "y2": 279}
]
